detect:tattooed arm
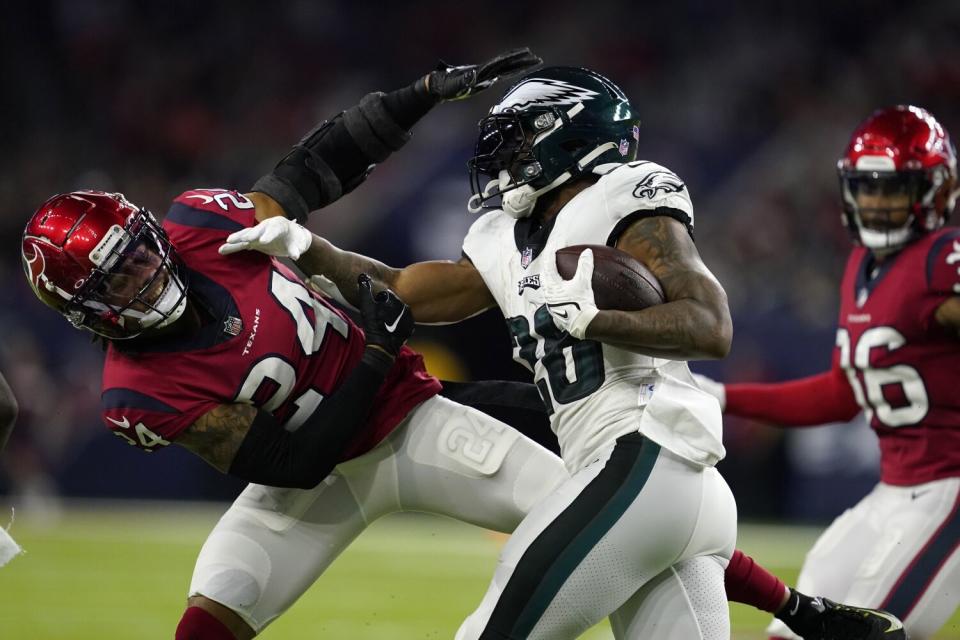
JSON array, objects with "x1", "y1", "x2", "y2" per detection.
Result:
[
  {"x1": 220, "y1": 198, "x2": 495, "y2": 323},
  {"x1": 176, "y1": 348, "x2": 397, "y2": 488},
  {"x1": 176, "y1": 404, "x2": 257, "y2": 473},
  {"x1": 585, "y1": 216, "x2": 732, "y2": 360},
  {"x1": 296, "y1": 236, "x2": 496, "y2": 324}
]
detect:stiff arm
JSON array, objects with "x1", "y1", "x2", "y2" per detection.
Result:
[
  {"x1": 296, "y1": 238, "x2": 496, "y2": 324},
  {"x1": 240, "y1": 192, "x2": 495, "y2": 324}
]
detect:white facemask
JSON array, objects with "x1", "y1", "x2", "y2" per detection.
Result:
[{"x1": 467, "y1": 142, "x2": 620, "y2": 219}]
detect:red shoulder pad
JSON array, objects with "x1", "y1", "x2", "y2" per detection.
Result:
[
  {"x1": 166, "y1": 189, "x2": 257, "y2": 232},
  {"x1": 925, "y1": 229, "x2": 960, "y2": 296},
  {"x1": 174, "y1": 189, "x2": 256, "y2": 215}
]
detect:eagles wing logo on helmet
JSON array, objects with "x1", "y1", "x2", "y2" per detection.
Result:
[
  {"x1": 493, "y1": 78, "x2": 600, "y2": 113},
  {"x1": 632, "y1": 170, "x2": 686, "y2": 200}
]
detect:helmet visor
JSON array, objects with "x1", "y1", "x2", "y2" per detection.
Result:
[
  {"x1": 470, "y1": 114, "x2": 529, "y2": 178},
  {"x1": 840, "y1": 170, "x2": 926, "y2": 230},
  {"x1": 95, "y1": 236, "x2": 169, "y2": 309}
]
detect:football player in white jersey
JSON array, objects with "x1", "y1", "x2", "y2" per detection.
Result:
[
  {"x1": 225, "y1": 66, "x2": 736, "y2": 640},
  {"x1": 222, "y1": 68, "x2": 904, "y2": 639}
]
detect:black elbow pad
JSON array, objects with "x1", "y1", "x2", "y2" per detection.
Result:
[
  {"x1": 252, "y1": 92, "x2": 412, "y2": 223},
  {"x1": 251, "y1": 137, "x2": 344, "y2": 224},
  {"x1": 341, "y1": 92, "x2": 412, "y2": 162}
]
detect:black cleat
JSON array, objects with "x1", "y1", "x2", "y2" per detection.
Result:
[{"x1": 777, "y1": 589, "x2": 907, "y2": 639}]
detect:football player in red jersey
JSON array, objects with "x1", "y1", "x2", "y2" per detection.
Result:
[
  {"x1": 20, "y1": 52, "x2": 575, "y2": 640},
  {"x1": 694, "y1": 105, "x2": 960, "y2": 639}
]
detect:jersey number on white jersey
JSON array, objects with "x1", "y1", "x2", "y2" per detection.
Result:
[
  {"x1": 836, "y1": 327, "x2": 930, "y2": 428},
  {"x1": 507, "y1": 304, "x2": 605, "y2": 414}
]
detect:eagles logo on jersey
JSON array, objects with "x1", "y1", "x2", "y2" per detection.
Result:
[{"x1": 632, "y1": 168, "x2": 686, "y2": 200}]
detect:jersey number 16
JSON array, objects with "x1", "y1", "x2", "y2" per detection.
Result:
[{"x1": 836, "y1": 326, "x2": 930, "y2": 428}]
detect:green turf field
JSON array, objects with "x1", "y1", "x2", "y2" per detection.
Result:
[{"x1": 0, "y1": 502, "x2": 957, "y2": 639}]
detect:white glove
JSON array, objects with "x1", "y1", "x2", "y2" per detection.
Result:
[
  {"x1": 218, "y1": 217, "x2": 313, "y2": 260},
  {"x1": 691, "y1": 372, "x2": 726, "y2": 410},
  {"x1": 541, "y1": 248, "x2": 599, "y2": 340}
]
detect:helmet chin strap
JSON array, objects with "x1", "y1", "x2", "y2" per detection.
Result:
[
  {"x1": 108, "y1": 271, "x2": 189, "y2": 333},
  {"x1": 139, "y1": 273, "x2": 188, "y2": 330},
  {"x1": 854, "y1": 211, "x2": 916, "y2": 253},
  {"x1": 501, "y1": 142, "x2": 619, "y2": 219}
]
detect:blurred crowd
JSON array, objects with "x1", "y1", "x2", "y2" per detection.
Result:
[{"x1": 2, "y1": 0, "x2": 958, "y2": 519}]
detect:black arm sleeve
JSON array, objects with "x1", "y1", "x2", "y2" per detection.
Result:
[
  {"x1": 251, "y1": 80, "x2": 439, "y2": 222},
  {"x1": 439, "y1": 380, "x2": 559, "y2": 456},
  {"x1": 228, "y1": 349, "x2": 394, "y2": 488}
]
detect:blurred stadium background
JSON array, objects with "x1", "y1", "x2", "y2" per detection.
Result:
[{"x1": 1, "y1": 1, "x2": 959, "y2": 637}]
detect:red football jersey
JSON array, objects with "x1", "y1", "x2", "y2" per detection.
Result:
[
  {"x1": 100, "y1": 189, "x2": 440, "y2": 461},
  {"x1": 836, "y1": 227, "x2": 960, "y2": 485}
]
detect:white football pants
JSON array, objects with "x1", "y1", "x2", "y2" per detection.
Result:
[
  {"x1": 188, "y1": 394, "x2": 570, "y2": 633},
  {"x1": 766, "y1": 477, "x2": 960, "y2": 640},
  {"x1": 456, "y1": 432, "x2": 738, "y2": 640}
]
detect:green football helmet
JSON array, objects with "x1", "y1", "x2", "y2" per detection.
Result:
[{"x1": 468, "y1": 66, "x2": 640, "y2": 218}]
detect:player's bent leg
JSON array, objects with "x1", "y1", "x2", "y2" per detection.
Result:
[
  {"x1": 176, "y1": 597, "x2": 254, "y2": 640},
  {"x1": 847, "y1": 477, "x2": 960, "y2": 639},
  {"x1": 610, "y1": 555, "x2": 730, "y2": 640},
  {"x1": 187, "y1": 438, "x2": 405, "y2": 635},
  {"x1": 724, "y1": 549, "x2": 789, "y2": 612},
  {"x1": 386, "y1": 395, "x2": 569, "y2": 533},
  {"x1": 764, "y1": 487, "x2": 880, "y2": 639},
  {"x1": 457, "y1": 435, "x2": 736, "y2": 640}
]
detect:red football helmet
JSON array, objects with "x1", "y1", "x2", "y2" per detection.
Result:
[
  {"x1": 838, "y1": 105, "x2": 959, "y2": 252},
  {"x1": 21, "y1": 191, "x2": 188, "y2": 339}
]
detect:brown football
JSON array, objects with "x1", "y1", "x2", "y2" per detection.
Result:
[{"x1": 555, "y1": 244, "x2": 664, "y2": 311}]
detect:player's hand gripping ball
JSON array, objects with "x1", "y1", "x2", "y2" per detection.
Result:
[{"x1": 543, "y1": 245, "x2": 664, "y2": 339}]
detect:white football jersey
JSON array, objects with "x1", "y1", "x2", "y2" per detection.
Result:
[{"x1": 463, "y1": 161, "x2": 725, "y2": 472}]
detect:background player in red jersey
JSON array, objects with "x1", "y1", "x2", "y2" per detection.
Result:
[
  {"x1": 695, "y1": 105, "x2": 960, "y2": 639},
  {"x1": 20, "y1": 52, "x2": 578, "y2": 640}
]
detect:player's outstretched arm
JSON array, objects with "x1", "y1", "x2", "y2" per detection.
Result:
[
  {"x1": 247, "y1": 48, "x2": 540, "y2": 223},
  {"x1": 0, "y1": 371, "x2": 18, "y2": 455},
  {"x1": 301, "y1": 240, "x2": 496, "y2": 324},
  {"x1": 219, "y1": 216, "x2": 496, "y2": 323},
  {"x1": 176, "y1": 277, "x2": 414, "y2": 488},
  {"x1": 588, "y1": 216, "x2": 732, "y2": 360},
  {"x1": 695, "y1": 367, "x2": 862, "y2": 426}
]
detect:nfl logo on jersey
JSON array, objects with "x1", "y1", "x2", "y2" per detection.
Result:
[
  {"x1": 222, "y1": 316, "x2": 243, "y2": 336},
  {"x1": 521, "y1": 247, "x2": 534, "y2": 269}
]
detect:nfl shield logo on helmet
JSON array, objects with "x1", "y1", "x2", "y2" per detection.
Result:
[
  {"x1": 521, "y1": 247, "x2": 534, "y2": 269},
  {"x1": 618, "y1": 138, "x2": 630, "y2": 156}
]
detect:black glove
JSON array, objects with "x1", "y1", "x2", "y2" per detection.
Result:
[
  {"x1": 425, "y1": 48, "x2": 542, "y2": 102},
  {"x1": 357, "y1": 274, "x2": 414, "y2": 358}
]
